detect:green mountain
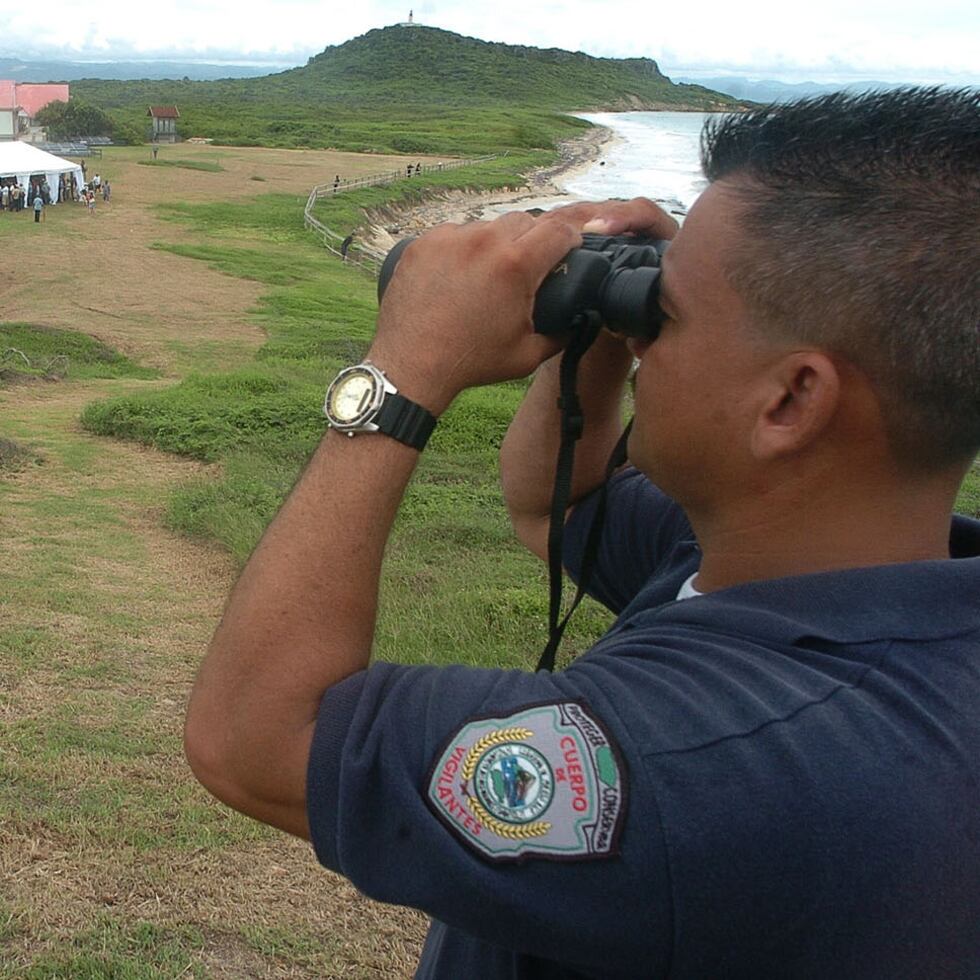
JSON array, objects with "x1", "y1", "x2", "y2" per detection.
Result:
[
  {"x1": 73, "y1": 25, "x2": 738, "y2": 154},
  {"x1": 281, "y1": 26, "x2": 730, "y2": 110}
]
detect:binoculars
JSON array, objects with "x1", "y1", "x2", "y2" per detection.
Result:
[{"x1": 378, "y1": 232, "x2": 670, "y2": 340}]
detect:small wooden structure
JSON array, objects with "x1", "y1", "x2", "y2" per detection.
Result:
[{"x1": 148, "y1": 106, "x2": 179, "y2": 143}]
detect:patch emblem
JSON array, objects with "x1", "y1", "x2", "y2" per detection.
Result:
[{"x1": 426, "y1": 701, "x2": 627, "y2": 862}]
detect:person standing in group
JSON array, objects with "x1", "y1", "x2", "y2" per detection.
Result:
[{"x1": 102, "y1": 180, "x2": 111, "y2": 205}]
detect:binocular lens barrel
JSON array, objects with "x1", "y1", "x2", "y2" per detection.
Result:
[{"x1": 600, "y1": 265, "x2": 663, "y2": 340}]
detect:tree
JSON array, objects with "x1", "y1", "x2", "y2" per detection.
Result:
[{"x1": 34, "y1": 99, "x2": 115, "y2": 140}]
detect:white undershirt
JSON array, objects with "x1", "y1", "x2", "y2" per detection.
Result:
[{"x1": 675, "y1": 573, "x2": 703, "y2": 601}]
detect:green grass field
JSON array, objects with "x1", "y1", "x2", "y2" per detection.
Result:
[
  {"x1": 138, "y1": 158, "x2": 225, "y2": 172},
  {"x1": 1, "y1": 323, "x2": 161, "y2": 384},
  {"x1": 79, "y1": 155, "x2": 616, "y2": 666},
  {"x1": 960, "y1": 459, "x2": 980, "y2": 517}
]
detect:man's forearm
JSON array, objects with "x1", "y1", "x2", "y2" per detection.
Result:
[
  {"x1": 184, "y1": 425, "x2": 423, "y2": 838},
  {"x1": 500, "y1": 331, "x2": 633, "y2": 558}
]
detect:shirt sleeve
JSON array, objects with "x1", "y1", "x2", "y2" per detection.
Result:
[
  {"x1": 307, "y1": 660, "x2": 673, "y2": 976},
  {"x1": 562, "y1": 466, "x2": 696, "y2": 613}
]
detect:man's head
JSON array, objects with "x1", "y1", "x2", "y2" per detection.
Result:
[{"x1": 697, "y1": 87, "x2": 980, "y2": 475}]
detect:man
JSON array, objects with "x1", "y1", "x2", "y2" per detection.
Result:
[{"x1": 186, "y1": 88, "x2": 979, "y2": 977}]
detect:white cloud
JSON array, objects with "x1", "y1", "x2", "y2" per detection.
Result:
[{"x1": 2, "y1": 0, "x2": 978, "y2": 82}]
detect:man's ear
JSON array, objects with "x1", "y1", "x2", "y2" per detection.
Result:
[{"x1": 749, "y1": 351, "x2": 841, "y2": 461}]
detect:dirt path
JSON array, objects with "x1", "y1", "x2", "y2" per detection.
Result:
[
  {"x1": 0, "y1": 144, "x2": 446, "y2": 375},
  {"x1": 0, "y1": 144, "x2": 429, "y2": 976}
]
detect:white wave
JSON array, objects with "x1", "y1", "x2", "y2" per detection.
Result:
[{"x1": 561, "y1": 111, "x2": 717, "y2": 212}]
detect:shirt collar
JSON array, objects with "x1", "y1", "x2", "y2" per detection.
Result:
[{"x1": 628, "y1": 515, "x2": 980, "y2": 646}]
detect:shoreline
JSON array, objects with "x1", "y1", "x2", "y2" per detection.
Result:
[
  {"x1": 524, "y1": 123, "x2": 625, "y2": 198},
  {"x1": 364, "y1": 124, "x2": 622, "y2": 252}
]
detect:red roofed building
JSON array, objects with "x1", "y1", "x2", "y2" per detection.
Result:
[
  {"x1": 0, "y1": 82, "x2": 70, "y2": 141},
  {"x1": 148, "y1": 105, "x2": 180, "y2": 143},
  {"x1": 17, "y1": 84, "x2": 70, "y2": 118}
]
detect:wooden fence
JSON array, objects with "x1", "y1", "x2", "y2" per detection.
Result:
[{"x1": 303, "y1": 154, "x2": 499, "y2": 276}]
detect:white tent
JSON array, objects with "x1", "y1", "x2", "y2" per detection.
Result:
[{"x1": 0, "y1": 141, "x2": 84, "y2": 205}]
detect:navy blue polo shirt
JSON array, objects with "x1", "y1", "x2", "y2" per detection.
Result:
[{"x1": 307, "y1": 467, "x2": 980, "y2": 978}]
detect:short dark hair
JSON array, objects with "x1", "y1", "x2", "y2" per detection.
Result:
[{"x1": 701, "y1": 87, "x2": 980, "y2": 471}]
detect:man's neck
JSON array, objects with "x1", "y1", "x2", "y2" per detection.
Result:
[{"x1": 688, "y1": 471, "x2": 958, "y2": 593}]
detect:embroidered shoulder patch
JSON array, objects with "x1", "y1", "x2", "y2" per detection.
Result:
[{"x1": 426, "y1": 701, "x2": 627, "y2": 863}]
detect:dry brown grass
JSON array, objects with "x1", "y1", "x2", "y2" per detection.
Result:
[{"x1": 0, "y1": 145, "x2": 427, "y2": 977}]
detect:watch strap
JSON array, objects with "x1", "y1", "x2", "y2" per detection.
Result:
[{"x1": 375, "y1": 392, "x2": 437, "y2": 450}]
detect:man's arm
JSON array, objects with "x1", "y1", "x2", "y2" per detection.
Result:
[
  {"x1": 500, "y1": 331, "x2": 635, "y2": 561},
  {"x1": 500, "y1": 200, "x2": 679, "y2": 560},
  {"x1": 183, "y1": 212, "x2": 581, "y2": 837}
]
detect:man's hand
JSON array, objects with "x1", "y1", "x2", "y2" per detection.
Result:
[
  {"x1": 367, "y1": 211, "x2": 583, "y2": 414},
  {"x1": 568, "y1": 196, "x2": 680, "y2": 240},
  {"x1": 366, "y1": 198, "x2": 678, "y2": 414}
]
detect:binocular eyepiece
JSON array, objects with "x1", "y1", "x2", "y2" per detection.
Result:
[{"x1": 377, "y1": 232, "x2": 670, "y2": 341}]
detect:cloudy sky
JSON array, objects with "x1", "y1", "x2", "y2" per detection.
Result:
[{"x1": 3, "y1": 0, "x2": 978, "y2": 83}]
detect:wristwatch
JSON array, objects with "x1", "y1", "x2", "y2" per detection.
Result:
[{"x1": 323, "y1": 361, "x2": 437, "y2": 451}]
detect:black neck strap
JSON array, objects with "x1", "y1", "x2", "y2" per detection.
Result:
[{"x1": 536, "y1": 315, "x2": 632, "y2": 673}]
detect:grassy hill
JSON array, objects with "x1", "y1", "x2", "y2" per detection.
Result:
[
  {"x1": 272, "y1": 26, "x2": 727, "y2": 109},
  {"x1": 72, "y1": 25, "x2": 738, "y2": 154}
]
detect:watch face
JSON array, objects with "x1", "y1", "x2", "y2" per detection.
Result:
[{"x1": 325, "y1": 366, "x2": 381, "y2": 428}]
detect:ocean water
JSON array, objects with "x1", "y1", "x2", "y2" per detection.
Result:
[
  {"x1": 478, "y1": 111, "x2": 721, "y2": 221},
  {"x1": 563, "y1": 111, "x2": 714, "y2": 215}
]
